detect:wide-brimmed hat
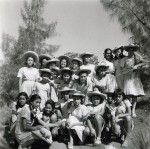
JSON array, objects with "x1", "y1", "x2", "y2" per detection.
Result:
[
  {"x1": 80, "y1": 52, "x2": 93, "y2": 59},
  {"x1": 95, "y1": 63, "x2": 109, "y2": 72},
  {"x1": 113, "y1": 46, "x2": 124, "y2": 54},
  {"x1": 40, "y1": 69, "x2": 53, "y2": 75},
  {"x1": 88, "y1": 90, "x2": 106, "y2": 101},
  {"x1": 76, "y1": 68, "x2": 91, "y2": 76},
  {"x1": 72, "y1": 91, "x2": 85, "y2": 98},
  {"x1": 58, "y1": 87, "x2": 75, "y2": 93},
  {"x1": 123, "y1": 45, "x2": 139, "y2": 52},
  {"x1": 71, "y1": 57, "x2": 83, "y2": 66},
  {"x1": 58, "y1": 55, "x2": 70, "y2": 62},
  {"x1": 39, "y1": 54, "x2": 52, "y2": 63},
  {"x1": 51, "y1": 66, "x2": 60, "y2": 74},
  {"x1": 60, "y1": 67, "x2": 73, "y2": 75},
  {"x1": 23, "y1": 51, "x2": 39, "y2": 63},
  {"x1": 46, "y1": 58, "x2": 59, "y2": 66}
]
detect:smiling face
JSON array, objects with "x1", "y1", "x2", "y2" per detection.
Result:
[
  {"x1": 60, "y1": 59, "x2": 67, "y2": 68},
  {"x1": 73, "y1": 97, "x2": 81, "y2": 107},
  {"x1": 26, "y1": 57, "x2": 34, "y2": 67},
  {"x1": 72, "y1": 60, "x2": 80, "y2": 70},
  {"x1": 44, "y1": 103, "x2": 53, "y2": 114},
  {"x1": 31, "y1": 98, "x2": 41, "y2": 109},
  {"x1": 79, "y1": 72, "x2": 88, "y2": 83},
  {"x1": 18, "y1": 95, "x2": 27, "y2": 107},
  {"x1": 62, "y1": 73, "x2": 71, "y2": 82}
]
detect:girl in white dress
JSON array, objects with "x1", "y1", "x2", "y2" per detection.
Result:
[
  {"x1": 121, "y1": 45, "x2": 145, "y2": 117},
  {"x1": 17, "y1": 51, "x2": 40, "y2": 97},
  {"x1": 35, "y1": 69, "x2": 58, "y2": 110}
]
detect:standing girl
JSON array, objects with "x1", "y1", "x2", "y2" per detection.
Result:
[
  {"x1": 17, "y1": 51, "x2": 40, "y2": 97},
  {"x1": 121, "y1": 45, "x2": 145, "y2": 117}
]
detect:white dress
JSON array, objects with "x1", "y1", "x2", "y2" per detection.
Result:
[
  {"x1": 35, "y1": 82, "x2": 58, "y2": 110},
  {"x1": 99, "y1": 60, "x2": 118, "y2": 93},
  {"x1": 122, "y1": 55, "x2": 145, "y2": 96},
  {"x1": 17, "y1": 67, "x2": 40, "y2": 97}
]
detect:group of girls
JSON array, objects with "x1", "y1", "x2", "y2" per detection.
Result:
[{"x1": 9, "y1": 45, "x2": 148, "y2": 149}]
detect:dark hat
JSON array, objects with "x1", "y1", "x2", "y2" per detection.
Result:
[
  {"x1": 46, "y1": 58, "x2": 59, "y2": 66},
  {"x1": 95, "y1": 62, "x2": 109, "y2": 72},
  {"x1": 88, "y1": 90, "x2": 106, "y2": 101},
  {"x1": 113, "y1": 46, "x2": 124, "y2": 54},
  {"x1": 71, "y1": 57, "x2": 83, "y2": 66},
  {"x1": 60, "y1": 67, "x2": 73, "y2": 75},
  {"x1": 39, "y1": 54, "x2": 52, "y2": 63},
  {"x1": 23, "y1": 51, "x2": 39, "y2": 63},
  {"x1": 76, "y1": 68, "x2": 91, "y2": 76},
  {"x1": 123, "y1": 45, "x2": 139, "y2": 52},
  {"x1": 80, "y1": 52, "x2": 93, "y2": 59}
]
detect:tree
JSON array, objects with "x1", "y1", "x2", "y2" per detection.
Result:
[
  {"x1": 100, "y1": 0, "x2": 150, "y2": 91},
  {"x1": 0, "y1": 0, "x2": 59, "y2": 103}
]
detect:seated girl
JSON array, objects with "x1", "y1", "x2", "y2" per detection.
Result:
[
  {"x1": 66, "y1": 91, "x2": 89, "y2": 149},
  {"x1": 86, "y1": 90, "x2": 106, "y2": 145},
  {"x1": 111, "y1": 89, "x2": 132, "y2": 143},
  {"x1": 15, "y1": 94, "x2": 52, "y2": 149}
]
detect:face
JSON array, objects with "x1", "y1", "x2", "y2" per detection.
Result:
[
  {"x1": 52, "y1": 70, "x2": 58, "y2": 79},
  {"x1": 62, "y1": 91, "x2": 70, "y2": 101},
  {"x1": 72, "y1": 61, "x2": 79, "y2": 70},
  {"x1": 42, "y1": 58, "x2": 48, "y2": 66},
  {"x1": 91, "y1": 95, "x2": 101, "y2": 106},
  {"x1": 74, "y1": 97, "x2": 81, "y2": 107},
  {"x1": 115, "y1": 49, "x2": 122, "y2": 58},
  {"x1": 63, "y1": 73, "x2": 71, "y2": 82},
  {"x1": 80, "y1": 73, "x2": 88, "y2": 83},
  {"x1": 42, "y1": 73, "x2": 50, "y2": 79},
  {"x1": 83, "y1": 56, "x2": 90, "y2": 64},
  {"x1": 44, "y1": 104, "x2": 53, "y2": 114},
  {"x1": 49, "y1": 63, "x2": 57, "y2": 69},
  {"x1": 107, "y1": 94, "x2": 113, "y2": 104},
  {"x1": 97, "y1": 68, "x2": 106, "y2": 77},
  {"x1": 27, "y1": 57, "x2": 34, "y2": 67},
  {"x1": 31, "y1": 98, "x2": 41, "y2": 109},
  {"x1": 61, "y1": 59, "x2": 67, "y2": 68},
  {"x1": 18, "y1": 95, "x2": 27, "y2": 106},
  {"x1": 105, "y1": 50, "x2": 112, "y2": 60},
  {"x1": 116, "y1": 94, "x2": 123, "y2": 104}
]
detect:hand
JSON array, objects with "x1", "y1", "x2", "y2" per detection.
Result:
[{"x1": 35, "y1": 125, "x2": 42, "y2": 130}]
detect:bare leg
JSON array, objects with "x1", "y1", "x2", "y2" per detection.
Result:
[{"x1": 132, "y1": 96, "x2": 137, "y2": 117}]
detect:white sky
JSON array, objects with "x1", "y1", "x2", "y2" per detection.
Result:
[{"x1": 0, "y1": 0, "x2": 131, "y2": 61}]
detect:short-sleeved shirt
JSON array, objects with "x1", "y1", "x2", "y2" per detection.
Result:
[{"x1": 17, "y1": 67, "x2": 40, "y2": 81}]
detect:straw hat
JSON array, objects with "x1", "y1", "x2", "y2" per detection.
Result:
[
  {"x1": 71, "y1": 57, "x2": 83, "y2": 66},
  {"x1": 39, "y1": 54, "x2": 52, "y2": 63},
  {"x1": 40, "y1": 69, "x2": 53, "y2": 75},
  {"x1": 58, "y1": 55, "x2": 70, "y2": 62},
  {"x1": 60, "y1": 67, "x2": 73, "y2": 75},
  {"x1": 46, "y1": 58, "x2": 59, "y2": 66},
  {"x1": 76, "y1": 68, "x2": 91, "y2": 76},
  {"x1": 51, "y1": 66, "x2": 60, "y2": 73},
  {"x1": 58, "y1": 87, "x2": 75, "y2": 93},
  {"x1": 88, "y1": 90, "x2": 106, "y2": 101},
  {"x1": 80, "y1": 52, "x2": 93, "y2": 59},
  {"x1": 23, "y1": 51, "x2": 39, "y2": 63},
  {"x1": 72, "y1": 91, "x2": 85, "y2": 98}
]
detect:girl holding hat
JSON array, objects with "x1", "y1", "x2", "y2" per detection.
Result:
[
  {"x1": 66, "y1": 91, "x2": 89, "y2": 149},
  {"x1": 39, "y1": 54, "x2": 52, "y2": 69},
  {"x1": 86, "y1": 90, "x2": 106, "y2": 145},
  {"x1": 80, "y1": 52, "x2": 95, "y2": 78},
  {"x1": 121, "y1": 45, "x2": 145, "y2": 117},
  {"x1": 58, "y1": 55, "x2": 70, "y2": 69},
  {"x1": 17, "y1": 51, "x2": 40, "y2": 97},
  {"x1": 73, "y1": 69, "x2": 93, "y2": 104},
  {"x1": 35, "y1": 69, "x2": 58, "y2": 110}
]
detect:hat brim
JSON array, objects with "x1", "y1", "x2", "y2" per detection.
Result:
[
  {"x1": 123, "y1": 45, "x2": 139, "y2": 51},
  {"x1": 58, "y1": 55, "x2": 70, "y2": 61},
  {"x1": 80, "y1": 53, "x2": 93, "y2": 58},
  {"x1": 72, "y1": 58, "x2": 83, "y2": 66},
  {"x1": 95, "y1": 65, "x2": 109, "y2": 72},
  {"x1": 58, "y1": 89, "x2": 75, "y2": 93},
  {"x1": 72, "y1": 94, "x2": 85, "y2": 98},
  {"x1": 23, "y1": 51, "x2": 39, "y2": 63},
  {"x1": 88, "y1": 92, "x2": 106, "y2": 100},
  {"x1": 39, "y1": 54, "x2": 52, "y2": 62},
  {"x1": 40, "y1": 69, "x2": 53, "y2": 75},
  {"x1": 61, "y1": 69, "x2": 73, "y2": 75},
  {"x1": 113, "y1": 47, "x2": 123, "y2": 53},
  {"x1": 46, "y1": 59, "x2": 59, "y2": 66},
  {"x1": 76, "y1": 69, "x2": 91, "y2": 76}
]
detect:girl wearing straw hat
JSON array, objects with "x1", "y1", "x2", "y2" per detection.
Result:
[
  {"x1": 86, "y1": 90, "x2": 106, "y2": 145},
  {"x1": 46, "y1": 58, "x2": 59, "y2": 70},
  {"x1": 39, "y1": 54, "x2": 52, "y2": 69},
  {"x1": 58, "y1": 55, "x2": 70, "y2": 69},
  {"x1": 17, "y1": 51, "x2": 40, "y2": 97},
  {"x1": 35, "y1": 69, "x2": 58, "y2": 110}
]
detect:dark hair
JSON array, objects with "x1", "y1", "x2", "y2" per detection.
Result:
[
  {"x1": 60, "y1": 58, "x2": 70, "y2": 69},
  {"x1": 61, "y1": 72, "x2": 72, "y2": 82},
  {"x1": 104, "y1": 48, "x2": 114, "y2": 61},
  {"x1": 45, "y1": 100, "x2": 55, "y2": 111},
  {"x1": 16, "y1": 92, "x2": 29, "y2": 109},
  {"x1": 25, "y1": 56, "x2": 36, "y2": 66},
  {"x1": 113, "y1": 89, "x2": 125, "y2": 100},
  {"x1": 29, "y1": 94, "x2": 41, "y2": 104},
  {"x1": 114, "y1": 47, "x2": 125, "y2": 60}
]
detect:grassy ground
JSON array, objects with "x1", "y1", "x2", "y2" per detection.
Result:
[{"x1": 0, "y1": 97, "x2": 150, "y2": 149}]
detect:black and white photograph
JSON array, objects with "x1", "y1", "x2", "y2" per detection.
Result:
[{"x1": 0, "y1": 0, "x2": 150, "y2": 149}]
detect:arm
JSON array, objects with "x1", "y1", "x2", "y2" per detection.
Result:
[{"x1": 19, "y1": 77, "x2": 22, "y2": 93}]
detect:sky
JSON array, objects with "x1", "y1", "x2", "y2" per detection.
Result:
[{"x1": 0, "y1": 0, "x2": 131, "y2": 62}]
